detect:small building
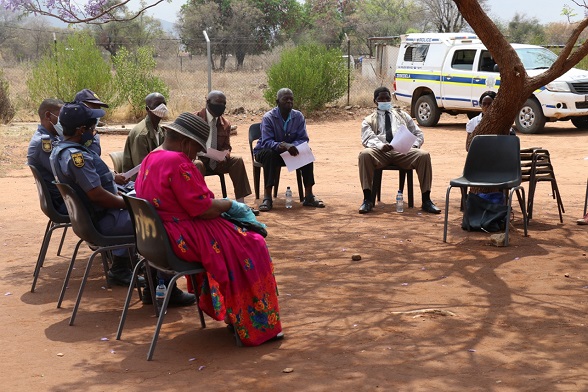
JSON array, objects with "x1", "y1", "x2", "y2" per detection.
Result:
[{"x1": 362, "y1": 36, "x2": 401, "y2": 81}]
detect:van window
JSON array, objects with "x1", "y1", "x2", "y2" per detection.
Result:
[
  {"x1": 403, "y1": 44, "x2": 429, "y2": 62},
  {"x1": 478, "y1": 50, "x2": 497, "y2": 72},
  {"x1": 451, "y1": 49, "x2": 476, "y2": 70}
]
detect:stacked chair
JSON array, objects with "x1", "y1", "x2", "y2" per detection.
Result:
[{"x1": 520, "y1": 147, "x2": 564, "y2": 223}]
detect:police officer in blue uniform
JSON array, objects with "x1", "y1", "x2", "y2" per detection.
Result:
[
  {"x1": 27, "y1": 98, "x2": 66, "y2": 214},
  {"x1": 49, "y1": 102, "x2": 138, "y2": 286},
  {"x1": 74, "y1": 89, "x2": 108, "y2": 156},
  {"x1": 49, "y1": 103, "x2": 195, "y2": 305}
]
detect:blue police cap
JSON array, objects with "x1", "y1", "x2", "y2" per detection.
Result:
[{"x1": 59, "y1": 102, "x2": 105, "y2": 129}]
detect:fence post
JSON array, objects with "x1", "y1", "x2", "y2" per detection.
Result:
[
  {"x1": 345, "y1": 33, "x2": 350, "y2": 106},
  {"x1": 203, "y1": 30, "x2": 212, "y2": 93}
]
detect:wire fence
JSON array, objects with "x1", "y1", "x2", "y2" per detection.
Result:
[{"x1": 1, "y1": 38, "x2": 398, "y2": 120}]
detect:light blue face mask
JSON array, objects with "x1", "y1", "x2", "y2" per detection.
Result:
[
  {"x1": 54, "y1": 121, "x2": 64, "y2": 137},
  {"x1": 378, "y1": 102, "x2": 392, "y2": 111}
]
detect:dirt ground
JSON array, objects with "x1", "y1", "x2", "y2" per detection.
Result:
[{"x1": 1, "y1": 111, "x2": 588, "y2": 391}]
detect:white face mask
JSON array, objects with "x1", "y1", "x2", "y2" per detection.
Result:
[
  {"x1": 149, "y1": 103, "x2": 169, "y2": 119},
  {"x1": 54, "y1": 121, "x2": 64, "y2": 137},
  {"x1": 377, "y1": 102, "x2": 392, "y2": 111}
]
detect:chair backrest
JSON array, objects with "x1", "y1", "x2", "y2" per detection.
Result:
[
  {"x1": 123, "y1": 194, "x2": 196, "y2": 273},
  {"x1": 463, "y1": 135, "x2": 522, "y2": 184},
  {"x1": 109, "y1": 151, "x2": 124, "y2": 173},
  {"x1": 55, "y1": 182, "x2": 111, "y2": 244},
  {"x1": 248, "y1": 123, "x2": 261, "y2": 163},
  {"x1": 28, "y1": 164, "x2": 69, "y2": 223}
]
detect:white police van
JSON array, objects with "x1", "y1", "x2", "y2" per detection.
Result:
[{"x1": 394, "y1": 33, "x2": 588, "y2": 133}]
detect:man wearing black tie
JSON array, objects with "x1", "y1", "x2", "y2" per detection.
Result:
[{"x1": 358, "y1": 87, "x2": 440, "y2": 214}]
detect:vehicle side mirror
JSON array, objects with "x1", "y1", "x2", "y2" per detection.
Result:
[{"x1": 493, "y1": 64, "x2": 500, "y2": 72}]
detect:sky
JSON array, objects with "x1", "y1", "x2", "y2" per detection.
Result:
[{"x1": 134, "y1": 0, "x2": 586, "y2": 27}]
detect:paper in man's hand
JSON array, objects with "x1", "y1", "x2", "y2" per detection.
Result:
[
  {"x1": 390, "y1": 125, "x2": 417, "y2": 154},
  {"x1": 280, "y1": 141, "x2": 315, "y2": 172},
  {"x1": 202, "y1": 148, "x2": 229, "y2": 162},
  {"x1": 122, "y1": 164, "x2": 141, "y2": 180}
]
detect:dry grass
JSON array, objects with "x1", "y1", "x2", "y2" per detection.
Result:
[{"x1": 2, "y1": 54, "x2": 388, "y2": 123}]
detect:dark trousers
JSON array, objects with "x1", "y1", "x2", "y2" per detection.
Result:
[{"x1": 255, "y1": 148, "x2": 315, "y2": 189}]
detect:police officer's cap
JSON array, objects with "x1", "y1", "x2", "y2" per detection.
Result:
[
  {"x1": 59, "y1": 102, "x2": 105, "y2": 129},
  {"x1": 74, "y1": 89, "x2": 109, "y2": 108}
]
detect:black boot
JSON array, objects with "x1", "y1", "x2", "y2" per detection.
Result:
[{"x1": 107, "y1": 256, "x2": 145, "y2": 287}]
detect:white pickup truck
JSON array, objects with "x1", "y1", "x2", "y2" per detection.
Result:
[{"x1": 394, "y1": 33, "x2": 588, "y2": 133}]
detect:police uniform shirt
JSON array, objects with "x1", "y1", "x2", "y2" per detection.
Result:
[
  {"x1": 50, "y1": 141, "x2": 117, "y2": 214},
  {"x1": 27, "y1": 124, "x2": 63, "y2": 205}
]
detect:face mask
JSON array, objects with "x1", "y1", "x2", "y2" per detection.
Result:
[
  {"x1": 80, "y1": 127, "x2": 95, "y2": 147},
  {"x1": 49, "y1": 112, "x2": 63, "y2": 137},
  {"x1": 149, "y1": 103, "x2": 169, "y2": 119},
  {"x1": 378, "y1": 102, "x2": 392, "y2": 111},
  {"x1": 208, "y1": 103, "x2": 226, "y2": 117}
]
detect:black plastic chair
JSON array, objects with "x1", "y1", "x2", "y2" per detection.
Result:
[
  {"x1": 29, "y1": 164, "x2": 72, "y2": 293},
  {"x1": 204, "y1": 167, "x2": 228, "y2": 198},
  {"x1": 248, "y1": 123, "x2": 303, "y2": 201},
  {"x1": 372, "y1": 165, "x2": 415, "y2": 207},
  {"x1": 55, "y1": 182, "x2": 135, "y2": 325},
  {"x1": 117, "y1": 194, "x2": 209, "y2": 361},
  {"x1": 443, "y1": 135, "x2": 528, "y2": 246}
]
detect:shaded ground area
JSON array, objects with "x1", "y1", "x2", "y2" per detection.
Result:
[{"x1": 1, "y1": 113, "x2": 587, "y2": 391}]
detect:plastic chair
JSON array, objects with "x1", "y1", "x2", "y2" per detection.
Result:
[
  {"x1": 443, "y1": 135, "x2": 528, "y2": 246},
  {"x1": 116, "y1": 194, "x2": 209, "y2": 361},
  {"x1": 55, "y1": 182, "x2": 135, "y2": 325},
  {"x1": 204, "y1": 167, "x2": 228, "y2": 198},
  {"x1": 108, "y1": 151, "x2": 124, "y2": 173},
  {"x1": 520, "y1": 148, "x2": 564, "y2": 223},
  {"x1": 248, "y1": 123, "x2": 303, "y2": 201},
  {"x1": 372, "y1": 165, "x2": 415, "y2": 207},
  {"x1": 584, "y1": 178, "x2": 588, "y2": 217},
  {"x1": 28, "y1": 165, "x2": 72, "y2": 292}
]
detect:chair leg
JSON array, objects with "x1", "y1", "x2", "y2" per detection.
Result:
[
  {"x1": 188, "y1": 274, "x2": 206, "y2": 329},
  {"x1": 372, "y1": 169, "x2": 383, "y2": 204},
  {"x1": 584, "y1": 178, "x2": 588, "y2": 217},
  {"x1": 253, "y1": 166, "x2": 261, "y2": 200},
  {"x1": 219, "y1": 174, "x2": 228, "y2": 198},
  {"x1": 116, "y1": 258, "x2": 146, "y2": 340},
  {"x1": 406, "y1": 170, "x2": 414, "y2": 208},
  {"x1": 273, "y1": 167, "x2": 282, "y2": 198},
  {"x1": 31, "y1": 220, "x2": 53, "y2": 293},
  {"x1": 147, "y1": 273, "x2": 182, "y2": 360},
  {"x1": 443, "y1": 186, "x2": 453, "y2": 243},
  {"x1": 69, "y1": 250, "x2": 102, "y2": 326},
  {"x1": 515, "y1": 187, "x2": 528, "y2": 237},
  {"x1": 57, "y1": 238, "x2": 84, "y2": 308},
  {"x1": 57, "y1": 225, "x2": 69, "y2": 256},
  {"x1": 296, "y1": 169, "x2": 304, "y2": 202}
]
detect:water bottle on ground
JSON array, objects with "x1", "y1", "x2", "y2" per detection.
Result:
[
  {"x1": 285, "y1": 186, "x2": 293, "y2": 209},
  {"x1": 155, "y1": 278, "x2": 167, "y2": 314},
  {"x1": 396, "y1": 190, "x2": 404, "y2": 213}
]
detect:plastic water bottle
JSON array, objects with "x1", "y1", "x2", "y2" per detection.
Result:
[
  {"x1": 285, "y1": 186, "x2": 293, "y2": 209},
  {"x1": 155, "y1": 278, "x2": 167, "y2": 313},
  {"x1": 396, "y1": 191, "x2": 404, "y2": 213}
]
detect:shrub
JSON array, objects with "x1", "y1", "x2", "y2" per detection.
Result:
[
  {"x1": 264, "y1": 43, "x2": 349, "y2": 113},
  {"x1": 26, "y1": 32, "x2": 115, "y2": 106},
  {"x1": 112, "y1": 46, "x2": 169, "y2": 119},
  {"x1": 0, "y1": 70, "x2": 15, "y2": 123}
]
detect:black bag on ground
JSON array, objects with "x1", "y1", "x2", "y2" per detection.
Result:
[{"x1": 462, "y1": 192, "x2": 508, "y2": 232}]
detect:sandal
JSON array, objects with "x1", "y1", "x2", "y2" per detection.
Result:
[
  {"x1": 303, "y1": 196, "x2": 325, "y2": 208},
  {"x1": 258, "y1": 198, "x2": 273, "y2": 212}
]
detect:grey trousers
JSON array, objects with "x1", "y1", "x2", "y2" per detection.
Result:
[
  {"x1": 198, "y1": 155, "x2": 252, "y2": 200},
  {"x1": 358, "y1": 147, "x2": 433, "y2": 194}
]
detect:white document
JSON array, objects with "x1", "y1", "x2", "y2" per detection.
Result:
[
  {"x1": 280, "y1": 141, "x2": 315, "y2": 172},
  {"x1": 201, "y1": 148, "x2": 229, "y2": 162},
  {"x1": 122, "y1": 164, "x2": 141, "y2": 180},
  {"x1": 390, "y1": 125, "x2": 417, "y2": 154}
]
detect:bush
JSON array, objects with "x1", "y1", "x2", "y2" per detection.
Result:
[
  {"x1": 112, "y1": 46, "x2": 169, "y2": 119},
  {"x1": 0, "y1": 70, "x2": 15, "y2": 123},
  {"x1": 26, "y1": 32, "x2": 115, "y2": 106},
  {"x1": 264, "y1": 43, "x2": 349, "y2": 113}
]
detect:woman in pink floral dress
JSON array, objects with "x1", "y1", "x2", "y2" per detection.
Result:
[{"x1": 135, "y1": 113, "x2": 282, "y2": 346}]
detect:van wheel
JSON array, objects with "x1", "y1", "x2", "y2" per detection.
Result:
[
  {"x1": 415, "y1": 95, "x2": 441, "y2": 127},
  {"x1": 571, "y1": 116, "x2": 588, "y2": 129},
  {"x1": 515, "y1": 99, "x2": 545, "y2": 134}
]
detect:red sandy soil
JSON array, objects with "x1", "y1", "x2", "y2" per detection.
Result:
[{"x1": 1, "y1": 112, "x2": 587, "y2": 391}]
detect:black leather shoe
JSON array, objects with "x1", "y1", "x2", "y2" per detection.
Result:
[
  {"x1": 108, "y1": 269, "x2": 146, "y2": 287},
  {"x1": 422, "y1": 200, "x2": 441, "y2": 214},
  {"x1": 358, "y1": 200, "x2": 373, "y2": 214},
  {"x1": 143, "y1": 285, "x2": 196, "y2": 307}
]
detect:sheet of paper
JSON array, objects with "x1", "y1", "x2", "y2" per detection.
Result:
[
  {"x1": 390, "y1": 125, "x2": 417, "y2": 154},
  {"x1": 280, "y1": 141, "x2": 315, "y2": 172},
  {"x1": 122, "y1": 164, "x2": 141, "y2": 180},
  {"x1": 202, "y1": 148, "x2": 229, "y2": 162}
]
